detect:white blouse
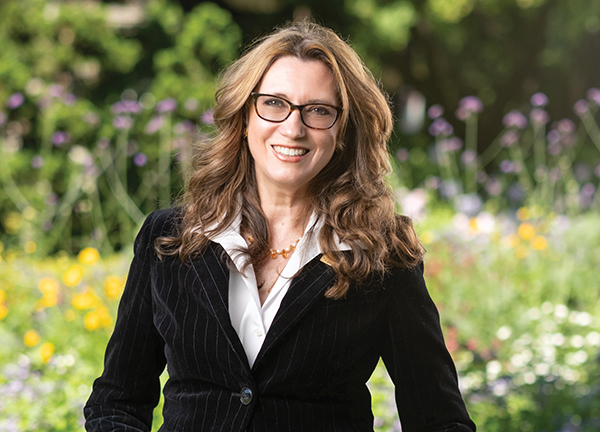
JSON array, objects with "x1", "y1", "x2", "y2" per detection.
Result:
[{"x1": 207, "y1": 212, "x2": 349, "y2": 368}]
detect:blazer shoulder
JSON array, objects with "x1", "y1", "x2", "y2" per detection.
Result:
[{"x1": 133, "y1": 207, "x2": 182, "y2": 254}]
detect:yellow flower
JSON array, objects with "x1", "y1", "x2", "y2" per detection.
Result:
[
  {"x1": 4, "y1": 212, "x2": 21, "y2": 234},
  {"x1": 531, "y1": 235, "x2": 548, "y2": 251},
  {"x1": 40, "y1": 342, "x2": 55, "y2": 364},
  {"x1": 0, "y1": 303, "x2": 8, "y2": 320},
  {"x1": 84, "y1": 306, "x2": 113, "y2": 331},
  {"x1": 421, "y1": 231, "x2": 434, "y2": 245},
  {"x1": 468, "y1": 218, "x2": 479, "y2": 233},
  {"x1": 0, "y1": 289, "x2": 5, "y2": 303},
  {"x1": 38, "y1": 292, "x2": 58, "y2": 308},
  {"x1": 502, "y1": 234, "x2": 520, "y2": 248},
  {"x1": 78, "y1": 247, "x2": 100, "y2": 265},
  {"x1": 72, "y1": 287, "x2": 101, "y2": 310},
  {"x1": 24, "y1": 329, "x2": 41, "y2": 347},
  {"x1": 36, "y1": 283, "x2": 58, "y2": 310},
  {"x1": 518, "y1": 223, "x2": 536, "y2": 240},
  {"x1": 105, "y1": 276, "x2": 125, "y2": 300},
  {"x1": 63, "y1": 265, "x2": 83, "y2": 287},
  {"x1": 24, "y1": 241, "x2": 37, "y2": 254},
  {"x1": 515, "y1": 245, "x2": 529, "y2": 259},
  {"x1": 84, "y1": 310, "x2": 101, "y2": 331},
  {"x1": 39, "y1": 278, "x2": 59, "y2": 295},
  {"x1": 64, "y1": 309, "x2": 76, "y2": 322},
  {"x1": 516, "y1": 207, "x2": 530, "y2": 221}
]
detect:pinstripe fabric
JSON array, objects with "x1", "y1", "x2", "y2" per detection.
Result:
[{"x1": 84, "y1": 208, "x2": 476, "y2": 432}]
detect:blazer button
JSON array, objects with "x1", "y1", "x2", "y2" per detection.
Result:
[{"x1": 240, "y1": 387, "x2": 253, "y2": 405}]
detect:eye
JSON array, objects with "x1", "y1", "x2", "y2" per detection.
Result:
[
  {"x1": 306, "y1": 105, "x2": 334, "y2": 116},
  {"x1": 261, "y1": 97, "x2": 287, "y2": 109}
]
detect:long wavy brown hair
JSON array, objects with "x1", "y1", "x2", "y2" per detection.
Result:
[{"x1": 156, "y1": 21, "x2": 424, "y2": 299}]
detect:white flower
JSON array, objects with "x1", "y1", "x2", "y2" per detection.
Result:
[
  {"x1": 486, "y1": 360, "x2": 502, "y2": 380},
  {"x1": 541, "y1": 302, "x2": 554, "y2": 315},
  {"x1": 554, "y1": 304, "x2": 569, "y2": 320},
  {"x1": 496, "y1": 326, "x2": 512, "y2": 341},
  {"x1": 534, "y1": 363, "x2": 550, "y2": 376},
  {"x1": 586, "y1": 331, "x2": 600, "y2": 346},
  {"x1": 570, "y1": 335, "x2": 585, "y2": 348}
]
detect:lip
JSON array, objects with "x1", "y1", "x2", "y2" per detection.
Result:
[{"x1": 271, "y1": 145, "x2": 310, "y2": 162}]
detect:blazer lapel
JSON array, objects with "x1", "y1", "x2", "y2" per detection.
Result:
[
  {"x1": 253, "y1": 256, "x2": 335, "y2": 369},
  {"x1": 189, "y1": 242, "x2": 249, "y2": 369}
]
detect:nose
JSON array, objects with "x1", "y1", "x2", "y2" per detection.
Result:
[{"x1": 278, "y1": 108, "x2": 306, "y2": 139}]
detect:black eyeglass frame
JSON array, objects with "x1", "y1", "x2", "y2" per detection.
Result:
[{"x1": 251, "y1": 92, "x2": 343, "y2": 130}]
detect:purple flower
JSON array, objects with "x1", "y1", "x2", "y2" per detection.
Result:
[
  {"x1": 31, "y1": 155, "x2": 44, "y2": 169},
  {"x1": 133, "y1": 152, "x2": 148, "y2": 167},
  {"x1": 557, "y1": 119, "x2": 575, "y2": 134},
  {"x1": 48, "y1": 85, "x2": 64, "y2": 98},
  {"x1": 437, "y1": 137, "x2": 463, "y2": 152},
  {"x1": 587, "y1": 88, "x2": 600, "y2": 106},
  {"x1": 453, "y1": 193, "x2": 482, "y2": 216},
  {"x1": 574, "y1": 99, "x2": 589, "y2": 117},
  {"x1": 201, "y1": 109, "x2": 214, "y2": 125},
  {"x1": 427, "y1": 104, "x2": 444, "y2": 119},
  {"x1": 185, "y1": 98, "x2": 199, "y2": 111},
  {"x1": 581, "y1": 182, "x2": 595, "y2": 196},
  {"x1": 549, "y1": 167, "x2": 562, "y2": 182},
  {"x1": 486, "y1": 178, "x2": 502, "y2": 196},
  {"x1": 112, "y1": 100, "x2": 142, "y2": 115},
  {"x1": 82, "y1": 111, "x2": 100, "y2": 125},
  {"x1": 85, "y1": 165, "x2": 99, "y2": 176},
  {"x1": 530, "y1": 92, "x2": 549, "y2": 107},
  {"x1": 156, "y1": 98, "x2": 177, "y2": 113},
  {"x1": 113, "y1": 115, "x2": 134, "y2": 130},
  {"x1": 530, "y1": 108, "x2": 549, "y2": 127},
  {"x1": 6, "y1": 93, "x2": 24, "y2": 110},
  {"x1": 173, "y1": 120, "x2": 195, "y2": 135},
  {"x1": 502, "y1": 110, "x2": 527, "y2": 129},
  {"x1": 0, "y1": 112, "x2": 6, "y2": 125},
  {"x1": 396, "y1": 148, "x2": 409, "y2": 162},
  {"x1": 456, "y1": 96, "x2": 483, "y2": 120},
  {"x1": 144, "y1": 115, "x2": 164, "y2": 135},
  {"x1": 51, "y1": 131, "x2": 71, "y2": 146},
  {"x1": 574, "y1": 164, "x2": 592, "y2": 182},
  {"x1": 500, "y1": 160, "x2": 514, "y2": 173},
  {"x1": 46, "y1": 193, "x2": 58, "y2": 205},
  {"x1": 547, "y1": 130, "x2": 560, "y2": 144},
  {"x1": 97, "y1": 137, "x2": 110, "y2": 149},
  {"x1": 461, "y1": 149, "x2": 477, "y2": 165},
  {"x1": 500, "y1": 130, "x2": 520, "y2": 147},
  {"x1": 429, "y1": 118, "x2": 453, "y2": 136},
  {"x1": 547, "y1": 141, "x2": 562, "y2": 156},
  {"x1": 63, "y1": 93, "x2": 77, "y2": 106}
]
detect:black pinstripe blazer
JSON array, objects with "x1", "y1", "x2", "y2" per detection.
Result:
[{"x1": 84, "y1": 208, "x2": 476, "y2": 432}]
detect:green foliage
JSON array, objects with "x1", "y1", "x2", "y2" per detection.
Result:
[{"x1": 0, "y1": 0, "x2": 241, "y2": 254}]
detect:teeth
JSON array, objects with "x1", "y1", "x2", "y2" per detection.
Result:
[{"x1": 273, "y1": 146, "x2": 308, "y2": 157}]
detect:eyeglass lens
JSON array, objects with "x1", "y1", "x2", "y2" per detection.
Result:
[{"x1": 254, "y1": 94, "x2": 339, "y2": 129}]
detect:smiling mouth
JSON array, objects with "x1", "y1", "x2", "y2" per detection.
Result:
[{"x1": 272, "y1": 145, "x2": 308, "y2": 157}]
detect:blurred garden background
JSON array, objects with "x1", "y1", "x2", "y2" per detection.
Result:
[{"x1": 0, "y1": 0, "x2": 599, "y2": 430}]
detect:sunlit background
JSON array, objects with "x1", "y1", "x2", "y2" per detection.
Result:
[{"x1": 0, "y1": 0, "x2": 599, "y2": 430}]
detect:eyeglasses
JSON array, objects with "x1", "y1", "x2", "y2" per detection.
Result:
[{"x1": 251, "y1": 92, "x2": 342, "y2": 130}]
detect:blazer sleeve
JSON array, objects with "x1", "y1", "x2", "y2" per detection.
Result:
[
  {"x1": 84, "y1": 210, "x2": 169, "y2": 432},
  {"x1": 380, "y1": 263, "x2": 476, "y2": 432}
]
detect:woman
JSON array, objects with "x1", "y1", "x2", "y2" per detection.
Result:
[{"x1": 85, "y1": 21, "x2": 476, "y2": 432}]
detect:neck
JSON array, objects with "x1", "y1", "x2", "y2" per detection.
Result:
[{"x1": 257, "y1": 186, "x2": 312, "y2": 247}]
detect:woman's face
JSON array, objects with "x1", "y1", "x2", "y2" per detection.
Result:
[{"x1": 246, "y1": 56, "x2": 340, "y2": 198}]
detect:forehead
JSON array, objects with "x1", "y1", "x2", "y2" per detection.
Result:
[{"x1": 257, "y1": 56, "x2": 338, "y2": 103}]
